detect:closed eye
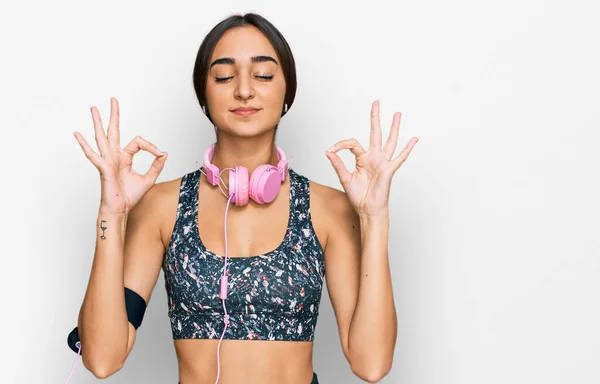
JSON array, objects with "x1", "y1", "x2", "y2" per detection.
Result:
[{"x1": 215, "y1": 75, "x2": 273, "y2": 83}]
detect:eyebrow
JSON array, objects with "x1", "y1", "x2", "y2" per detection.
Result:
[{"x1": 209, "y1": 55, "x2": 279, "y2": 69}]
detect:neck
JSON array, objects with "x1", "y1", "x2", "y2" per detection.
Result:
[{"x1": 209, "y1": 131, "x2": 279, "y2": 175}]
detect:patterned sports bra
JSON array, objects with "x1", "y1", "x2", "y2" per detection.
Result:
[{"x1": 162, "y1": 167, "x2": 326, "y2": 341}]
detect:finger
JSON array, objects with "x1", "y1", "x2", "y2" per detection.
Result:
[
  {"x1": 369, "y1": 99, "x2": 382, "y2": 150},
  {"x1": 383, "y1": 112, "x2": 401, "y2": 160},
  {"x1": 123, "y1": 136, "x2": 164, "y2": 158},
  {"x1": 143, "y1": 152, "x2": 168, "y2": 184},
  {"x1": 328, "y1": 138, "x2": 366, "y2": 158},
  {"x1": 106, "y1": 97, "x2": 120, "y2": 146},
  {"x1": 391, "y1": 137, "x2": 419, "y2": 171},
  {"x1": 73, "y1": 131, "x2": 103, "y2": 167},
  {"x1": 325, "y1": 150, "x2": 352, "y2": 187},
  {"x1": 90, "y1": 106, "x2": 109, "y2": 156}
]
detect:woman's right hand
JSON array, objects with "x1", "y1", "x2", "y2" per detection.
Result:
[{"x1": 73, "y1": 97, "x2": 168, "y2": 215}]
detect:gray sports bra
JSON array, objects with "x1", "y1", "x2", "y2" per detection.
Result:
[{"x1": 162, "y1": 167, "x2": 326, "y2": 341}]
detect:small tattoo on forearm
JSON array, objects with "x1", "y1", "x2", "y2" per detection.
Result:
[{"x1": 100, "y1": 220, "x2": 107, "y2": 240}]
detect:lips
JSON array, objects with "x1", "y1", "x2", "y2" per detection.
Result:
[{"x1": 232, "y1": 107, "x2": 259, "y2": 116}]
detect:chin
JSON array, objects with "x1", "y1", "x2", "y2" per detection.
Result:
[
  {"x1": 227, "y1": 121, "x2": 271, "y2": 137},
  {"x1": 223, "y1": 118, "x2": 277, "y2": 137}
]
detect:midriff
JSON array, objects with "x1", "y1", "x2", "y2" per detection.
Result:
[{"x1": 174, "y1": 339, "x2": 314, "y2": 384}]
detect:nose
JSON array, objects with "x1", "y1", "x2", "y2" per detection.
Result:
[{"x1": 234, "y1": 71, "x2": 255, "y2": 100}]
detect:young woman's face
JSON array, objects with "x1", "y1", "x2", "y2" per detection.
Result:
[{"x1": 205, "y1": 25, "x2": 286, "y2": 138}]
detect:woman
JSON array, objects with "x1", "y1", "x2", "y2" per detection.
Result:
[{"x1": 71, "y1": 12, "x2": 418, "y2": 384}]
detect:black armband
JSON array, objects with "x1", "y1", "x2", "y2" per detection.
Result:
[
  {"x1": 67, "y1": 287, "x2": 147, "y2": 354},
  {"x1": 124, "y1": 287, "x2": 147, "y2": 329}
]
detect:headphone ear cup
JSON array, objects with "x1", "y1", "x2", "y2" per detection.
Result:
[
  {"x1": 249, "y1": 165, "x2": 282, "y2": 204},
  {"x1": 230, "y1": 166, "x2": 249, "y2": 206}
]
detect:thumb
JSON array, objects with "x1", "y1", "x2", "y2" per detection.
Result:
[
  {"x1": 325, "y1": 150, "x2": 351, "y2": 187},
  {"x1": 144, "y1": 152, "x2": 168, "y2": 184}
]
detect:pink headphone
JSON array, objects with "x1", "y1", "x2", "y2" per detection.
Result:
[{"x1": 203, "y1": 143, "x2": 289, "y2": 206}]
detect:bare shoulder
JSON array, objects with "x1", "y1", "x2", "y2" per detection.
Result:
[
  {"x1": 307, "y1": 177, "x2": 358, "y2": 251},
  {"x1": 129, "y1": 174, "x2": 184, "y2": 250},
  {"x1": 308, "y1": 179, "x2": 351, "y2": 213},
  {"x1": 132, "y1": 176, "x2": 181, "y2": 217}
]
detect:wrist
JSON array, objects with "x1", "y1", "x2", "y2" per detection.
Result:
[
  {"x1": 359, "y1": 213, "x2": 389, "y2": 233},
  {"x1": 98, "y1": 206, "x2": 129, "y2": 218},
  {"x1": 358, "y1": 210, "x2": 389, "y2": 223},
  {"x1": 96, "y1": 209, "x2": 128, "y2": 241}
]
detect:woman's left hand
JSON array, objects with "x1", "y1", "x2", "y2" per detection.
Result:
[{"x1": 325, "y1": 100, "x2": 419, "y2": 217}]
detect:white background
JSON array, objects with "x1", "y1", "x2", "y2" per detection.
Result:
[{"x1": 1, "y1": 0, "x2": 599, "y2": 383}]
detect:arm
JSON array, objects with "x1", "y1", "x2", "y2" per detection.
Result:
[
  {"x1": 324, "y1": 190, "x2": 397, "y2": 383},
  {"x1": 77, "y1": 185, "x2": 165, "y2": 378},
  {"x1": 323, "y1": 100, "x2": 418, "y2": 382}
]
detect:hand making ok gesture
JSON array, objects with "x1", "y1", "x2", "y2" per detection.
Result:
[
  {"x1": 73, "y1": 97, "x2": 168, "y2": 215},
  {"x1": 325, "y1": 100, "x2": 418, "y2": 217}
]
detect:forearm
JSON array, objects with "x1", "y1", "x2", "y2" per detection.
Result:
[
  {"x1": 347, "y1": 213, "x2": 397, "y2": 380},
  {"x1": 78, "y1": 208, "x2": 130, "y2": 374}
]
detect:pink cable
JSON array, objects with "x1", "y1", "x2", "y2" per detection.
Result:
[
  {"x1": 64, "y1": 342, "x2": 81, "y2": 383},
  {"x1": 215, "y1": 191, "x2": 233, "y2": 384},
  {"x1": 218, "y1": 168, "x2": 234, "y2": 197},
  {"x1": 196, "y1": 163, "x2": 232, "y2": 199},
  {"x1": 198, "y1": 164, "x2": 240, "y2": 383}
]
